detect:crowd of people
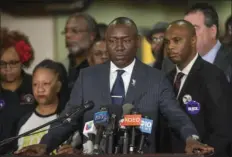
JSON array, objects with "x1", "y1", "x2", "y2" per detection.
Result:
[{"x1": 0, "y1": 2, "x2": 232, "y2": 157}]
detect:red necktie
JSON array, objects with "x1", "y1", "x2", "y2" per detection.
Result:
[{"x1": 173, "y1": 72, "x2": 184, "y2": 96}]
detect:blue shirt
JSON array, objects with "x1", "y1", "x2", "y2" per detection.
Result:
[{"x1": 202, "y1": 40, "x2": 221, "y2": 64}]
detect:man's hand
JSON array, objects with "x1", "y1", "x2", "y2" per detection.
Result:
[
  {"x1": 56, "y1": 144, "x2": 81, "y2": 155},
  {"x1": 14, "y1": 144, "x2": 47, "y2": 156},
  {"x1": 185, "y1": 138, "x2": 214, "y2": 155}
]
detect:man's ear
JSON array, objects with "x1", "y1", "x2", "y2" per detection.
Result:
[
  {"x1": 209, "y1": 24, "x2": 217, "y2": 39},
  {"x1": 136, "y1": 35, "x2": 141, "y2": 48},
  {"x1": 191, "y1": 35, "x2": 197, "y2": 47},
  {"x1": 90, "y1": 32, "x2": 96, "y2": 42}
]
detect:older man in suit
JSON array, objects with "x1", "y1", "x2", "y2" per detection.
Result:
[
  {"x1": 163, "y1": 20, "x2": 231, "y2": 157},
  {"x1": 15, "y1": 17, "x2": 214, "y2": 156},
  {"x1": 162, "y1": 3, "x2": 232, "y2": 82}
]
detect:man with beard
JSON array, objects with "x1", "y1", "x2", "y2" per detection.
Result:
[{"x1": 61, "y1": 13, "x2": 99, "y2": 90}]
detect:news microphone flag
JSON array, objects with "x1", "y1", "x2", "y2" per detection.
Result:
[
  {"x1": 83, "y1": 120, "x2": 96, "y2": 137},
  {"x1": 139, "y1": 118, "x2": 153, "y2": 134},
  {"x1": 94, "y1": 111, "x2": 109, "y2": 125},
  {"x1": 121, "y1": 114, "x2": 142, "y2": 126}
]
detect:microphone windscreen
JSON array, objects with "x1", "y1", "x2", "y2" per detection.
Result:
[{"x1": 122, "y1": 103, "x2": 134, "y2": 116}]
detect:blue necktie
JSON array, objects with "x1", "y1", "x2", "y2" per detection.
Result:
[{"x1": 111, "y1": 70, "x2": 125, "y2": 105}]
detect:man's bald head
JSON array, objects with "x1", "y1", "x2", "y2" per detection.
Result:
[
  {"x1": 107, "y1": 17, "x2": 138, "y2": 36},
  {"x1": 105, "y1": 17, "x2": 140, "y2": 68},
  {"x1": 165, "y1": 19, "x2": 197, "y2": 70},
  {"x1": 168, "y1": 20, "x2": 196, "y2": 37}
]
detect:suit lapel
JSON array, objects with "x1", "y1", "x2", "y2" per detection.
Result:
[
  {"x1": 214, "y1": 45, "x2": 229, "y2": 72},
  {"x1": 124, "y1": 59, "x2": 147, "y2": 107},
  {"x1": 178, "y1": 57, "x2": 202, "y2": 102},
  {"x1": 167, "y1": 68, "x2": 176, "y2": 84},
  {"x1": 99, "y1": 61, "x2": 111, "y2": 104}
]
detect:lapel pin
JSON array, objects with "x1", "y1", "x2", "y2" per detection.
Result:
[
  {"x1": 132, "y1": 79, "x2": 136, "y2": 86},
  {"x1": 182, "y1": 94, "x2": 192, "y2": 105}
]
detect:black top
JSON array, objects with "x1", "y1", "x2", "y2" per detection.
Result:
[
  {"x1": 68, "y1": 59, "x2": 89, "y2": 90},
  {"x1": 0, "y1": 72, "x2": 35, "y2": 154}
]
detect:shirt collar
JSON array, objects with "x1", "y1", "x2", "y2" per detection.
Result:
[
  {"x1": 202, "y1": 40, "x2": 221, "y2": 64},
  {"x1": 176, "y1": 53, "x2": 198, "y2": 75},
  {"x1": 110, "y1": 59, "x2": 136, "y2": 75}
]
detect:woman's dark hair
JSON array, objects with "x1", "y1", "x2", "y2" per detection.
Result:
[
  {"x1": 33, "y1": 59, "x2": 69, "y2": 113},
  {"x1": 0, "y1": 27, "x2": 34, "y2": 67}
]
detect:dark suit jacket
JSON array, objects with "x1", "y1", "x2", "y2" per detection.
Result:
[
  {"x1": 166, "y1": 57, "x2": 231, "y2": 156},
  {"x1": 214, "y1": 45, "x2": 232, "y2": 82},
  {"x1": 162, "y1": 44, "x2": 232, "y2": 83},
  {"x1": 40, "y1": 59, "x2": 198, "y2": 153}
]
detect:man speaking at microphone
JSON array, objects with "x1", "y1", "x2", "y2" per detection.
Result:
[
  {"x1": 15, "y1": 17, "x2": 214, "y2": 155},
  {"x1": 162, "y1": 20, "x2": 231, "y2": 157}
]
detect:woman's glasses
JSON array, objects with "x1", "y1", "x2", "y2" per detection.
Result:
[{"x1": 0, "y1": 60, "x2": 21, "y2": 69}]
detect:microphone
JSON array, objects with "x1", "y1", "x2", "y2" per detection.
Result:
[
  {"x1": 92, "y1": 106, "x2": 109, "y2": 155},
  {"x1": 137, "y1": 116, "x2": 153, "y2": 154},
  {"x1": 105, "y1": 113, "x2": 117, "y2": 154},
  {"x1": 128, "y1": 109, "x2": 141, "y2": 154},
  {"x1": 82, "y1": 120, "x2": 97, "y2": 155},
  {"x1": 63, "y1": 101, "x2": 94, "y2": 123},
  {"x1": 122, "y1": 103, "x2": 135, "y2": 116},
  {"x1": 120, "y1": 107, "x2": 142, "y2": 154},
  {"x1": 0, "y1": 101, "x2": 94, "y2": 151},
  {"x1": 115, "y1": 103, "x2": 134, "y2": 154}
]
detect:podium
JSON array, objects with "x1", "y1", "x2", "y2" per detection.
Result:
[{"x1": 1, "y1": 154, "x2": 204, "y2": 157}]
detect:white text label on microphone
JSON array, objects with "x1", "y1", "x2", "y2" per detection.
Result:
[{"x1": 139, "y1": 118, "x2": 153, "y2": 134}]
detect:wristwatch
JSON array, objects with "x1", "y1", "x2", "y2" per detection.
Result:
[{"x1": 187, "y1": 134, "x2": 200, "y2": 141}]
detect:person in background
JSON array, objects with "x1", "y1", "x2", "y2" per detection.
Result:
[
  {"x1": 0, "y1": 27, "x2": 35, "y2": 154},
  {"x1": 87, "y1": 38, "x2": 109, "y2": 66},
  {"x1": 97, "y1": 23, "x2": 107, "y2": 40},
  {"x1": 61, "y1": 13, "x2": 100, "y2": 90},
  {"x1": 87, "y1": 23, "x2": 109, "y2": 66},
  {"x1": 184, "y1": 3, "x2": 232, "y2": 82},
  {"x1": 16, "y1": 59, "x2": 78, "y2": 155},
  {"x1": 164, "y1": 20, "x2": 230, "y2": 157},
  {"x1": 146, "y1": 22, "x2": 168, "y2": 69},
  {"x1": 221, "y1": 15, "x2": 232, "y2": 48},
  {"x1": 162, "y1": 3, "x2": 232, "y2": 80},
  {"x1": 15, "y1": 17, "x2": 214, "y2": 156}
]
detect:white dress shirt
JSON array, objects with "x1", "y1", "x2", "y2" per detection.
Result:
[
  {"x1": 175, "y1": 53, "x2": 198, "y2": 98},
  {"x1": 110, "y1": 59, "x2": 136, "y2": 95}
]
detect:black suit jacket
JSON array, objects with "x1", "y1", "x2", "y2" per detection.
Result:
[
  {"x1": 40, "y1": 59, "x2": 198, "y2": 153},
  {"x1": 214, "y1": 44, "x2": 232, "y2": 82},
  {"x1": 167, "y1": 56, "x2": 231, "y2": 156}
]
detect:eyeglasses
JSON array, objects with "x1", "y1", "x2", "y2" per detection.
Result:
[
  {"x1": 151, "y1": 37, "x2": 164, "y2": 43},
  {"x1": 61, "y1": 28, "x2": 89, "y2": 35},
  {"x1": 0, "y1": 60, "x2": 21, "y2": 69}
]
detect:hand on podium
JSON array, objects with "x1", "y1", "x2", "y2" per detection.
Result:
[
  {"x1": 185, "y1": 137, "x2": 214, "y2": 155},
  {"x1": 14, "y1": 144, "x2": 47, "y2": 156},
  {"x1": 57, "y1": 144, "x2": 82, "y2": 155}
]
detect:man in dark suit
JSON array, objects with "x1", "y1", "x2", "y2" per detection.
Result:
[
  {"x1": 162, "y1": 3, "x2": 232, "y2": 82},
  {"x1": 15, "y1": 17, "x2": 214, "y2": 156},
  {"x1": 163, "y1": 20, "x2": 230, "y2": 157}
]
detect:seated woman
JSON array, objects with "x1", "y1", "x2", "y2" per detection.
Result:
[
  {"x1": 87, "y1": 39, "x2": 109, "y2": 66},
  {"x1": 16, "y1": 59, "x2": 74, "y2": 155},
  {"x1": 0, "y1": 27, "x2": 35, "y2": 154}
]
